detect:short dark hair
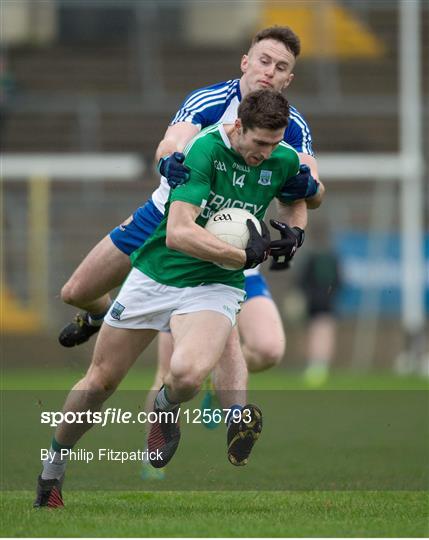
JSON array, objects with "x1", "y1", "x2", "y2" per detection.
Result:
[
  {"x1": 238, "y1": 89, "x2": 289, "y2": 132},
  {"x1": 251, "y1": 26, "x2": 301, "y2": 58}
]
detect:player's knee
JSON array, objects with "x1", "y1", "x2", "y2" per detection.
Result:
[
  {"x1": 169, "y1": 364, "x2": 205, "y2": 396},
  {"x1": 267, "y1": 341, "x2": 286, "y2": 366},
  {"x1": 84, "y1": 367, "x2": 119, "y2": 396},
  {"x1": 247, "y1": 339, "x2": 286, "y2": 371},
  {"x1": 61, "y1": 278, "x2": 85, "y2": 306},
  {"x1": 60, "y1": 280, "x2": 73, "y2": 305}
]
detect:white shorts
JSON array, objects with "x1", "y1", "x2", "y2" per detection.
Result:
[{"x1": 104, "y1": 268, "x2": 245, "y2": 332}]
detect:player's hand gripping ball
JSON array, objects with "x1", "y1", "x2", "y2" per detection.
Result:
[
  {"x1": 205, "y1": 208, "x2": 269, "y2": 270},
  {"x1": 269, "y1": 219, "x2": 305, "y2": 270}
]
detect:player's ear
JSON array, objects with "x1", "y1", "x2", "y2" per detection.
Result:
[
  {"x1": 282, "y1": 73, "x2": 294, "y2": 90},
  {"x1": 240, "y1": 54, "x2": 249, "y2": 74},
  {"x1": 235, "y1": 118, "x2": 242, "y2": 133}
]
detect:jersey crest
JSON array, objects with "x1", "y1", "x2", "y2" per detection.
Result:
[{"x1": 258, "y1": 170, "x2": 272, "y2": 186}]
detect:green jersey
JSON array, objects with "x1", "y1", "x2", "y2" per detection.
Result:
[{"x1": 131, "y1": 123, "x2": 299, "y2": 290}]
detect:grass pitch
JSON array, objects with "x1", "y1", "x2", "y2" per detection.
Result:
[
  {"x1": 1, "y1": 367, "x2": 428, "y2": 537},
  {"x1": 2, "y1": 490, "x2": 428, "y2": 537}
]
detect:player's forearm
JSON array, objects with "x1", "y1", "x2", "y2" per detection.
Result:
[
  {"x1": 155, "y1": 139, "x2": 179, "y2": 162},
  {"x1": 277, "y1": 199, "x2": 308, "y2": 229},
  {"x1": 306, "y1": 181, "x2": 325, "y2": 209},
  {"x1": 155, "y1": 123, "x2": 200, "y2": 162},
  {"x1": 166, "y1": 222, "x2": 246, "y2": 269},
  {"x1": 298, "y1": 152, "x2": 325, "y2": 209}
]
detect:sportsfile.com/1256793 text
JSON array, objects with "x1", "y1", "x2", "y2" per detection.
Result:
[{"x1": 40, "y1": 407, "x2": 252, "y2": 427}]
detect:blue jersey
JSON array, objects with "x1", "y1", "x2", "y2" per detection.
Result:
[{"x1": 171, "y1": 79, "x2": 314, "y2": 156}]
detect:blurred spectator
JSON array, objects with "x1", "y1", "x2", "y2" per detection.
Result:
[{"x1": 297, "y1": 226, "x2": 342, "y2": 386}]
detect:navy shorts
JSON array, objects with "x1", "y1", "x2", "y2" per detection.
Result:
[
  {"x1": 244, "y1": 274, "x2": 272, "y2": 301},
  {"x1": 109, "y1": 199, "x2": 163, "y2": 256}
]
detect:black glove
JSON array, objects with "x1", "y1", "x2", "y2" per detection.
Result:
[
  {"x1": 157, "y1": 152, "x2": 190, "y2": 188},
  {"x1": 269, "y1": 219, "x2": 305, "y2": 271},
  {"x1": 244, "y1": 219, "x2": 271, "y2": 270}
]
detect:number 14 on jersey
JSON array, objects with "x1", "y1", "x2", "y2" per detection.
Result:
[{"x1": 232, "y1": 172, "x2": 246, "y2": 188}]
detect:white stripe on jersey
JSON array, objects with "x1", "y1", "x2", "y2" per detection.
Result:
[
  {"x1": 184, "y1": 97, "x2": 238, "y2": 122},
  {"x1": 176, "y1": 96, "x2": 239, "y2": 127},
  {"x1": 289, "y1": 109, "x2": 313, "y2": 155},
  {"x1": 172, "y1": 81, "x2": 238, "y2": 124},
  {"x1": 180, "y1": 81, "x2": 234, "y2": 110},
  {"x1": 173, "y1": 91, "x2": 231, "y2": 123},
  {"x1": 174, "y1": 93, "x2": 233, "y2": 124}
]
